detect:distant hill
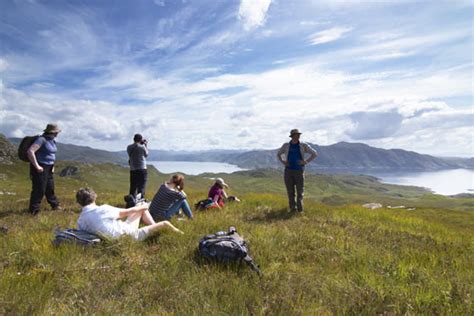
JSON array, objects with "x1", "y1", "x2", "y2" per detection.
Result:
[
  {"x1": 177, "y1": 141, "x2": 472, "y2": 172},
  {"x1": 8, "y1": 137, "x2": 127, "y2": 165},
  {"x1": 6, "y1": 137, "x2": 473, "y2": 172},
  {"x1": 440, "y1": 157, "x2": 474, "y2": 169},
  {"x1": 225, "y1": 142, "x2": 466, "y2": 172},
  {"x1": 0, "y1": 134, "x2": 17, "y2": 164}
]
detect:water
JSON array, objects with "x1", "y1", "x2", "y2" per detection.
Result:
[
  {"x1": 148, "y1": 161, "x2": 246, "y2": 175},
  {"x1": 370, "y1": 169, "x2": 474, "y2": 196},
  {"x1": 148, "y1": 161, "x2": 473, "y2": 195}
]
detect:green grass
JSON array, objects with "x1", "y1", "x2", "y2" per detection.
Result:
[{"x1": 0, "y1": 162, "x2": 473, "y2": 314}]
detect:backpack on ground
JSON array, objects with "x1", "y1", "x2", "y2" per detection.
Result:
[
  {"x1": 195, "y1": 198, "x2": 215, "y2": 211},
  {"x1": 124, "y1": 193, "x2": 145, "y2": 208},
  {"x1": 198, "y1": 226, "x2": 262, "y2": 276},
  {"x1": 17, "y1": 135, "x2": 39, "y2": 162},
  {"x1": 52, "y1": 228, "x2": 102, "y2": 247}
]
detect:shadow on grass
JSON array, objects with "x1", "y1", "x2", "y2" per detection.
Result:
[
  {"x1": 247, "y1": 208, "x2": 298, "y2": 223},
  {"x1": 191, "y1": 249, "x2": 259, "y2": 277},
  {"x1": 0, "y1": 209, "x2": 28, "y2": 219}
]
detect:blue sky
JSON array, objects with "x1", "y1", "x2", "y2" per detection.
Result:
[{"x1": 0, "y1": 0, "x2": 472, "y2": 156}]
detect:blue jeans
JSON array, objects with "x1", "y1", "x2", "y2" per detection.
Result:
[{"x1": 164, "y1": 199, "x2": 193, "y2": 219}]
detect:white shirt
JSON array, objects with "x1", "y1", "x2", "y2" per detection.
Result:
[{"x1": 77, "y1": 203, "x2": 136, "y2": 239}]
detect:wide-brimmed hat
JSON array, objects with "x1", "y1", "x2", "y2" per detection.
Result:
[
  {"x1": 215, "y1": 178, "x2": 229, "y2": 188},
  {"x1": 44, "y1": 123, "x2": 61, "y2": 134},
  {"x1": 289, "y1": 129, "x2": 302, "y2": 137}
]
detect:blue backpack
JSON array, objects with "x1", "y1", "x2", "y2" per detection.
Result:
[{"x1": 53, "y1": 228, "x2": 102, "y2": 246}]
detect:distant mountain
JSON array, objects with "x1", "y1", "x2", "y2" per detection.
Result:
[
  {"x1": 440, "y1": 157, "x2": 474, "y2": 169},
  {"x1": 6, "y1": 137, "x2": 472, "y2": 172},
  {"x1": 0, "y1": 134, "x2": 17, "y2": 164},
  {"x1": 223, "y1": 142, "x2": 467, "y2": 172},
  {"x1": 8, "y1": 137, "x2": 127, "y2": 165}
]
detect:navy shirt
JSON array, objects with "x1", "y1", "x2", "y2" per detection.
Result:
[
  {"x1": 33, "y1": 135, "x2": 57, "y2": 165},
  {"x1": 287, "y1": 142, "x2": 303, "y2": 170}
]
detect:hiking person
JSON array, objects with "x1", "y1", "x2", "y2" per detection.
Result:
[
  {"x1": 26, "y1": 123, "x2": 61, "y2": 215},
  {"x1": 149, "y1": 174, "x2": 193, "y2": 221},
  {"x1": 207, "y1": 178, "x2": 229, "y2": 209},
  {"x1": 76, "y1": 187, "x2": 183, "y2": 240},
  {"x1": 127, "y1": 134, "x2": 149, "y2": 199},
  {"x1": 277, "y1": 129, "x2": 317, "y2": 212}
]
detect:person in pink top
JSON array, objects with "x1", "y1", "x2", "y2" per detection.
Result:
[{"x1": 207, "y1": 178, "x2": 229, "y2": 209}]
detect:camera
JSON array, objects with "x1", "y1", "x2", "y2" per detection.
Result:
[{"x1": 140, "y1": 139, "x2": 148, "y2": 145}]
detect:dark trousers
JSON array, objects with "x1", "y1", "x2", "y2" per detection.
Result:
[
  {"x1": 29, "y1": 164, "x2": 59, "y2": 214},
  {"x1": 284, "y1": 168, "x2": 305, "y2": 212},
  {"x1": 129, "y1": 169, "x2": 148, "y2": 198}
]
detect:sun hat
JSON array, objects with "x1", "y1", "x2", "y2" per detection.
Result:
[
  {"x1": 289, "y1": 129, "x2": 302, "y2": 137},
  {"x1": 44, "y1": 123, "x2": 61, "y2": 134},
  {"x1": 215, "y1": 178, "x2": 229, "y2": 188}
]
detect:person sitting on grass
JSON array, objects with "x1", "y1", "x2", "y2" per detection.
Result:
[
  {"x1": 149, "y1": 174, "x2": 193, "y2": 221},
  {"x1": 207, "y1": 178, "x2": 229, "y2": 209},
  {"x1": 76, "y1": 187, "x2": 183, "y2": 241}
]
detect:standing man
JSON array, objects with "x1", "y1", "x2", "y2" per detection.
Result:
[
  {"x1": 127, "y1": 134, "x2": 149, "y2": 201},
  {"x1": 27, "y1": 123, "x2": 62, "y2": 215},
  {"x1": 277, "y1": 129, "x2": 317, "y2": 213}
]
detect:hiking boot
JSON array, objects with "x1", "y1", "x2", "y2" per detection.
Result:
[{"x1": 52, "y1": 205, "x2": 63, "y2": 211}]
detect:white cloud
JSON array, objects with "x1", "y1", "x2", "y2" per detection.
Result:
[
  {"x1": 0, "y1": 59, "x2": 8, "y2": 72},
  {"x1": 1, "y1": 0, "x2": 472, "y2": 155},
  {"x1": 308, "y1": 27, "x2": 352, "y2": 45},
  {"x1": 238, "y1": 0, "x2": 272, "y2": 31}
]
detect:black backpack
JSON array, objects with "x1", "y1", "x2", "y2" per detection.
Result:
[
  {"x1": 195, "y1": 198, "x2": 215, "y2": 211},
  {"x1": 124, "y1": 193, "x2": 146, "y2": 208},
  {"x1": 198, "y1": 227, "x2": 262, "y2": 276},
  {"x1": 17, "y1": 135, "x2": 39, "y2": 162},
  {"x1": 52, "y1": 228, "x2": 102, "y2": 247}
]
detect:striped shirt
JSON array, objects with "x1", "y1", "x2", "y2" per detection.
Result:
[{"x1": 149, "y1": 183, "x2": 185, "y2": 220}]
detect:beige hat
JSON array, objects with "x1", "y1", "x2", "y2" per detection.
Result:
[
  {"x1": 215, "y1": 178, "x2": 229, "y2": 188},
  {"x1": 289, "y1": 129, "x2": 302, "y2": 137},
  {"x1": 44, "y1": 123, "x2": 61, "y2": 134}
]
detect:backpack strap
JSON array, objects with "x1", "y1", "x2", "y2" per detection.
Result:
[{"x1": 243, "y1": 255, "x2": 263, "y2": 277}]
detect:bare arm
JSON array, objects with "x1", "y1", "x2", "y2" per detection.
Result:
[
  {"x1": 211, "y1": 194, "x2": 222, "y2": 209},
  {"x1": 118, "y1": 203, "x2": 149, "y2": 219},
  {"x1": 27, "y1": 144, "x2": 43, "y2": 172},
  {"x1": 276, "y1": 145, "x2": 288, "y2": 166},
  {"x1": 302, "y1": 145, "x2": 318, "y2": 165}
]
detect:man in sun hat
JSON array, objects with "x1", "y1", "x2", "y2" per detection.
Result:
[
  {"x1": 276, "y1": 129, "x2": 318, "y2": 213},
  {"x1": 26, "y1": 123, "x2": 62, "y2": 215}
]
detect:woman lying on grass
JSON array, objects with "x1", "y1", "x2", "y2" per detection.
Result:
[
  {"x1": 149, "y1": 174, "x2": 193, "y2": 221},
  {"x1": 76, "y1": 187, "x2": 183, "y2": 241}
]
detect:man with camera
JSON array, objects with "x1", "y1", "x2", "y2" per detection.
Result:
[{"x1": 127, "y1": 134, "x2": 149, "y2": 201}]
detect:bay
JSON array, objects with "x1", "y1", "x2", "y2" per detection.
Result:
[
  {"x1": 148, "y1": 161, "x2": 246, "y2": 175},
  {"x1": 369, "y1": 169, "x2": 474, "y2": 196},
  {"x1": 149, "y1": 161, "x2": 473, "y2": 196}
]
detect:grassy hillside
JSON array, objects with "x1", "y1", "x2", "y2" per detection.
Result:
[{"x1": 0, "y1": 162, "x2": 473, "y2": 314}]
